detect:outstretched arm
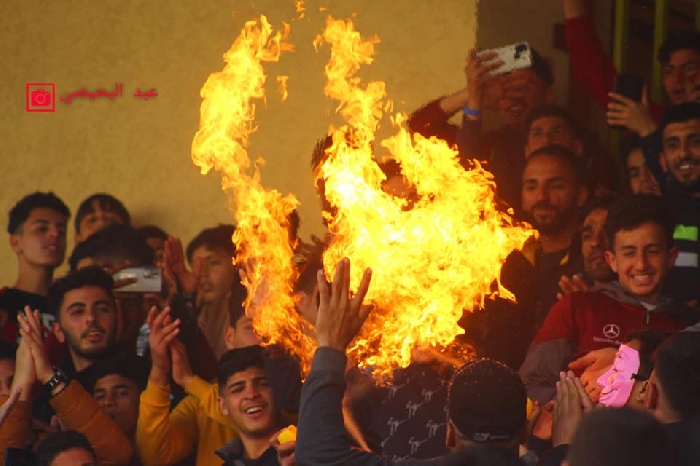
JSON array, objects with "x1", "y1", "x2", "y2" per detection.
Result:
[
  {"x1": 563, "y1": 0, "x2": 617, "y2": 109},
  {"x1": 136, "y1": 306, "x2": 199, "y2": 465}
]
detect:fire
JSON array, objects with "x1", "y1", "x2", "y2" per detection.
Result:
[
  {"x1": 315, "y1": 17, "x2": 534, "y2": 378},
  {"x1": 277, "y1": 75, "x2": 289, "y2": 101},
  {"x1": 191, "y1": 12, "x2": 534, "y2": 380},
  {"x1": 191, "y1": 16, "x2": 315, "y2": 371},
  {"x1": 294, "y1": 0, "x2": 305, "y2": 19}
]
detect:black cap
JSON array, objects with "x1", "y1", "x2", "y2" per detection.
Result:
[{"x1": 447, "y1": 359, "x2": 526, "y2": 442}]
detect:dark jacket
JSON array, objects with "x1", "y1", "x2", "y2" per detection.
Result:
[
  {"x1": 663, "y1": 188, "x2": 700, "y2": 304},
  {"x1": 216, "y1": 438, "x2": 279, "y2": 466},
  {"x1": 348, "y1": 362, "x2": 452, "y2": 460},
  {"x1": 467, "y1": 238, "x2": 583, "y2": 370},
  {"x1": 296, "y1": 348, "x2": 443, "y2": 466},
  {"x1": 297, "y1": 349, "x2": 537, "y2": 466},
  {"x1": 665, "y1": 420, "x2": 700, "y2": 466}
]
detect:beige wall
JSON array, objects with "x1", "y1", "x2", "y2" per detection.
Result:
[{"x1": 0, "y1": 0, "x2": 478, "y2": 284}]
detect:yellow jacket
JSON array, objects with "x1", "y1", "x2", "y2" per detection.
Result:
[{"x1": 136, "y1": 376, "x2": 237, "y2": 466}]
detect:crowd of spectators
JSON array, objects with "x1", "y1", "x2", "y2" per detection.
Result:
[{"x1": 1, "y1": 0, "x2": 699, "y2": 464}]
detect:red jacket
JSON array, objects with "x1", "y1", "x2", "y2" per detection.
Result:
[
  {"x1": 534, "y1": 289, "x2": 691, "y2": 351},
  {"x1": 519, "y1": 283, "x2": 696, "y2": 403},
  {"x1": 565, "y1": 14, "x2": 664, "y2": 121}
]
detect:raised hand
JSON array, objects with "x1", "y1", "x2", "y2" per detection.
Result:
[
  {"x1": 163, "y1": 237, "x2": 200, "y2": 294},
  {"x1": 315, "y1": 258, "x2": 372, "y2": 352},
  {"x1": 552, "y1": 371, "x2": 593, "y2": 447},
  {"x1": 465, "y1": 48, "x2": 504, "y2": 112},
  {"x1": 17, "y1": 307, "x2": 54, "y2": 384},
  {"x1": 11, "y1": 336, "x2": 36, "y2": 401},
  {"x1": 169, "y1": 338, "x2": 194, "y2": 389},
  {"x1": 607, "y1": 90, "x2": 656, "y2": 137},
  {"x1": 556, "y1": 274, "x2": 590, "y2": 300},
  {"x1": 146, "y1": 306, "x2": 180, "y2": 385}
]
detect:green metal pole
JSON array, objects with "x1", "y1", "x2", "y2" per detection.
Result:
[
  {"x1": 613, "y1": 0, "x2": 629, "y2": 71},
  {"x1": 611, "y1": 0, "x2": 630, "y2": 162},
  {"x1": 652, "y1": 0, "x2": 668, "y2": 103}
]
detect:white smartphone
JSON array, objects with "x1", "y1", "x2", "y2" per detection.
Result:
[
  {"x1": 477, "y1": 41, "x2": 533, "y2": 76},
  {"x1": 112, "y1": 266, "x2": 162, "y2": 293}
]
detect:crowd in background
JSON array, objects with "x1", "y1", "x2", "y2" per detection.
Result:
[{"x1": 1, "y1": 0, "x2": 699, "y2": 465}]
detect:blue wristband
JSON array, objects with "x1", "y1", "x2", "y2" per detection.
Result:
[{"x1": 463, "y1": 105, "x2": 481, "y2": 117}]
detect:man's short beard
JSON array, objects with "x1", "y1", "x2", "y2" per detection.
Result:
[
  {"x1": 526, "y1": 209, "x2": 579, "y2": 236},
  {"x1": 586, "y1": 264, "x2": 616, "y2": 283},
  {"x1": 64, "y1": 332, "x2": 115, "y2": 362},
  {"x1": 672, "y1": 175, "x2": 700, "y2": 194}
]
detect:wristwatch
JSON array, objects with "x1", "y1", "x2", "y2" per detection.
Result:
[{"x1": 44, "y1": 368, "x2": 70, "y2": 395}]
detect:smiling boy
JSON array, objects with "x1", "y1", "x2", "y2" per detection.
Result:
[
  {"x1": 216, "y1": 345, "x2": 283, "y2": 466},
  {"x1": 657, "y1": 102, "x2": 700, "y2": 303},
  {"x1": 520, "y1": 195, "x2": 697, "y2": 403}
]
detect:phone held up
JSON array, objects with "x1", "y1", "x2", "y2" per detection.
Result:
[
  {"x1": 112, "y1": 266, "x2": 163, "y2": 294},
  {"x1": 477, "y1": 41, "x2": 533, "y2": 76},
  {"x1": 610, "y1": 73, "x2": 644, "y2": 129},
  {"x1": 614, "y1": 73, "x2": 644, "y2": 102}
]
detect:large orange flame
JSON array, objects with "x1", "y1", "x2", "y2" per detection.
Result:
[
  {"x1": 191, "y1": 16, "x2": 315, "y2": 371},
  {"x1": 315, "y1": 17, "x2": 534, "y2": 378},
  {"x1": 192, "y1": 13, "x2": 534, "y2": 380}
]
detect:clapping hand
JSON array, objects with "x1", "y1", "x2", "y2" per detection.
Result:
[{"x1": 552, "y1": 371, "x2": 593, "y2": 447}]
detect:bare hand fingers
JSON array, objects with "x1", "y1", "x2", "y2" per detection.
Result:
[
  {"x1": 146, "y1": 305, "x2": 160, "y2": 328},
  {"x1": 328, "y1": 259, "x2": 342, "y2": 306},
  {"x1": 155, "y1": 306, "x2": 171, "y2": 327},
  {"x1": 316, "y1": 269, "x2": 331, "y2": 315},
  {"x1": 18, "y1": 326, "x2": 43, "y2": 354},
  {"x1": 571, "y1": 275, "x2": 589, "y2": 292},
  {"x1": 608, "y1": 92, "x2": 633, "y2": 105},
  {"x1": 169, "y1": 338, "x2": 186, "y2": 356},
  {"x1": 357, "y1": 304, "x2": 374, "y2": 330},
  {"x1": 338, "y1": 258, "x2": 350, "y2": 305},
  {"x1": 474, "y1": 60, "x2": 503, "y2": 77},
  {"x1": 606, "y1": 115, "x2": 628, "y2": 125},
  {"x1": 275, "y1": 441, "x2": 296, "y2": 458},
  {"x1": 17, "y1": 314, "x2": 42, "y2": 345},
  {"x1": 568, "y1": 351, "x2": 594, "y2": 371},
  {"x1": 157, "y1": 319, "x2": 180, "y2": 345},
  {"x1": 22, "y1": 307, "x2": 42, "y2": 335},
  {"x1": 558, "y1": 276, "x2": 574, "y2": 294},
  {"x1": 570, "y1": 372, "x2": 593, "y2": 411},
  {"x1": 352, "y1": 268, "x2": 372, "y2": 309},
  {"x1": 470, "y1": 50, "x2": 497, "y2": 66}
]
